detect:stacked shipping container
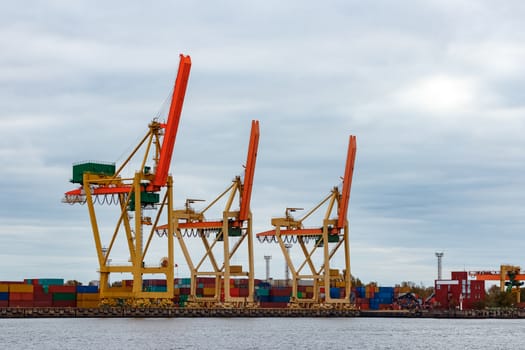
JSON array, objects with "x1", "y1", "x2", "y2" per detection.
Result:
[{"x1": 0, "y1": 277, "x2": 441, "y2": 310}]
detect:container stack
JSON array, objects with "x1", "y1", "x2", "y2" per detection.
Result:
[
  {"x1": 199, "y1": 277, "x2": 217, "y2": 298},
  {"x1": 174, "y1": 278, "x2": 191, "y2": 306},
  {"x1": 354, "y1": 286, "x2": 369, "y2": 309},
  {"x1": 370, "y1": 287, "x2": 394, "y2": 310},
  {"x1": 0, "y1": 284, "x2": 8, "y2": 307},
  {"x1": 76, "y1": 285, "x2": 99, "y2": 308},
  {"x1": 266, "y1": 287, "x2": 291, "y2": 308},
  {"x1": 49, "y1": 285, "x2": 77, "y2": 307},
  {"x1": 255, "y1": 281, "x2": 271, "y2": 303},
  {"x1": 230, "y1": 278, "x2": 250, "y2": 298},
  {"x1": 143, "y1": 279, "x2": 167, "y2": 292},
  {"x1": 9, "y1": 283, "x2": 34, "y2": 307}
]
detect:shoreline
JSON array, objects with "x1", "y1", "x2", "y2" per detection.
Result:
[{"x1": 1, "y1": 307, "x2": 524, "y2": 319}]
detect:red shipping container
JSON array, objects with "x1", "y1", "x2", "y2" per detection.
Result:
[
  {"x1": 0, "y1": 300, "x2": 9, "y2": 307},
  {"x1": 34, "y1": 293, "x2": 53, "y2": 303},
  {"x1": 52, "y1": 300, "x2": 76, "y2": 307},
  {"x1": 270, "y1": 288, "x2": 292, "y2": 297},
  {"x1": 9, "y1": 292, "x2": 34, "y2": 301},
  {"x1": 239, "y1": 288, "x2": 249, "y2": 297},
  {"x1": 9, "y1": 300, "x2": 33, "y2": 307},
  {"x1": 123, "y1": 280, "x2": 133, "y2": 287},
  {"x1": 197, "y1": 277, "x2": 216, "y2": 284},
  {"x1": 259, "y1": 302, "x2": 288, "y2": 308},
  {"x1": 230, "y1": 288, "x2": 240, "y2": 297},
  {"x1": 33, "y1": 300, "x2": 53, "y2": 307},
  {"x1": 358, "y1": 303, "x2": 369, "y2": 310},
  {"x1": 48, "y1": 285, "x2": 76, "y2": 293},
  {"x1": 143, "y1": 279, "x2": 167, "y2": 287}
]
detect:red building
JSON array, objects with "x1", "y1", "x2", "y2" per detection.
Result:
[{"x1": 434, "y1": 271, "x2": 485, "y2": 310}]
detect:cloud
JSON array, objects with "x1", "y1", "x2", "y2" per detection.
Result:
[{"x1": 394, "y1": 75, "x2": 478, "y2": 113}]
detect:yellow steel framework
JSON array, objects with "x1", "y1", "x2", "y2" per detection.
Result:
[
  {"x1": 63, "y1": 54, "x2": 191, "y2": 306},
  {"x1": 257, "y1": 135, "x2": 357, "y2": 309},
  {"x1": 156, "y1": 120, "x2": 260, "y2": 308}
]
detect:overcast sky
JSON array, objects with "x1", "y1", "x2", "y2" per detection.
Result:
[{"x1": 1, "y1": 1, "x2": 524, "y2": 287}]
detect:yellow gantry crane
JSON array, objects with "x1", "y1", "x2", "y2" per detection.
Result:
[
  {"x1": 63, "y1": 54, "x2": 191, "y2": 306},
  {"x1": 156, "y1": 120, "x2": 260, "y2": 308},
  {"x1": 470, "y1": 265, "x2": 524, "y2": 303},
  {"x1": 257, "y1": 135, "x2": 357, "y2": 309}
]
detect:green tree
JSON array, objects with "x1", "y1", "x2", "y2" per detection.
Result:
[
  {"x1": 485, "y1": 284, "x2": 516, "y2": 308},
  {"x1": 397, "y1": 281, "x2": 434, "y2": 300}
]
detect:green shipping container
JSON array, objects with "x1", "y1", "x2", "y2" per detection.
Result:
[
  {"x1": 256, "y1": 288, "x2": 270, "y2": 297},
  {"x1": 144, "y1": 286, "x2": 167, "y2": 292},
  {"x1": 128, "y1": 192, "x2": 160, "y2": 211},
  {"x1": 52, "y1": 292, "x2": 76, "y2": 301},
  {"x1": 71, "y1": 162, "x2": 115, "y2": 184},
  {"x1": 39, "y1": 278, "x2": 64, "y2": 286}
]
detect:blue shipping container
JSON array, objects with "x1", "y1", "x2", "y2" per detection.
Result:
[
  {"x1": 257, "y1": 295, "x2": 271, "y2": 302},
  {"x1": 0, "y1": 292, "x2": 8, "y2": 301},
  {"x1": 330, "y1": 288, "x2": 341, "y2": 298},
  {"x1": 76, "y1": 286, "x2": 99, "y2": 293},
  {"x1": 356, "y1": 286, "x2": 366, "y2": 298},
  {"x1": 379, "y1": 287, "x2": 394, "y2": 294},
  {"x1": 270, "y1": 296, "x2": 290, "y2": 303}
]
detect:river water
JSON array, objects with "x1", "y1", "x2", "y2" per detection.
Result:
[{"x1": 0, "y1": 317, "x2": 522, "y2": 349}]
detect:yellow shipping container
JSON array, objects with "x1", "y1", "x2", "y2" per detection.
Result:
[
  {"x1": 77, "y1": 293, "x2": 100, "y2": 301},
  {"x1": 230, "y1": 265, "x2": 243, "y2": 273},
  {"x1": 9, "y1": 284, "x2": 34, "y2": 293},
  {"x1": 77, "y1": 300, "x2": 100, "y2": 308},
  {"x1": 173, "y1": 288, "x2": 180, "y2": 296},
  {"x1": 305, "y1": 286, "x2": 314, "y2": 293},
  {"x1": 203, "y1": 288, "x2": 216, "y2": 296},
  {"x1": 329, "y1": 269, "x2": 339, "y2": 277},
  {"x1": 0, "y1": 284, "x2": 8, "y2": 292}
]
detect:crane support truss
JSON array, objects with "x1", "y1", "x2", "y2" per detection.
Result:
[
  {"x1": 63, "y1": 54, "x2": 191, "y2": 305},
  {"x1": 257, "y1": 135, "x2": 357, "y2": 309},
  {"x1": 156, "y1": 120, "x2": 260, "y2": 308}
]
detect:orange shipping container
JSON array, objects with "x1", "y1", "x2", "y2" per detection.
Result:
[
  {"x1": 9, "y1": 284, "x2": 34, "y2": 293},
  {"x1": 0, "y1": 284, "x2": 8, "y2": 292}
]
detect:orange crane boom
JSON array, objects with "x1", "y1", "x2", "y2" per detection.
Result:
[
  {"x1": 239, "y1": 120, "x2": 260, "y2": 222},
  {"x1": 149, "y1": 54, "x2": 192, "y2": 191},
  {"x1": 337, "y1": 135, "x2": 357, "y2": 229}
]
